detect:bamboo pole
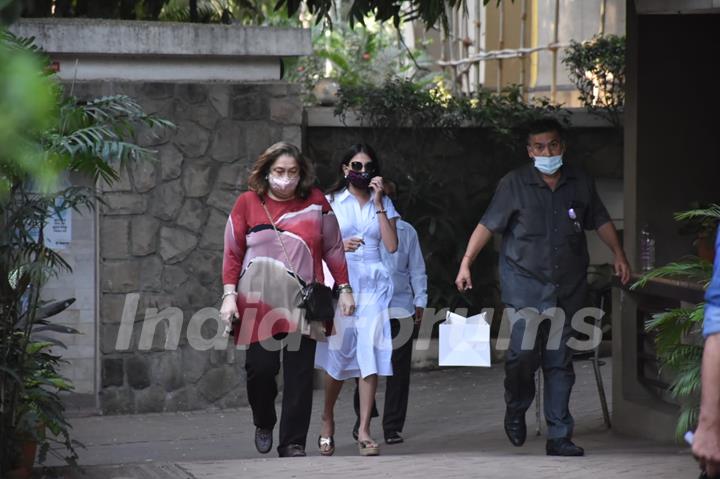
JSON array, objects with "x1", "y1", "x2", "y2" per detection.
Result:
[
  {"x1": 448, "y1": 4, "x2": 458, "y2": 95},
  {"x1": 441, "y1": 4, "x2": 449, "y2": 92},
  {"x1": 462, "y1": 9, "x2": 470, "y2": 94},
  {"x1": 497, "y1": 1, "x2": 504, "y2": 93},
  {"x1": 475, "y1": 0, "x2": 482, "y2": 90},
  {"x1": 551, "y1": 0, "x2": 560, "y2": 103},
  {"x1": 519, "y1": 0, "x2": 527, "y2": 99}
]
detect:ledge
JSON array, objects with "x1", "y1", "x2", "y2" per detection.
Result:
[
  {"x1": 614, "y1": 273, "x2": 706, "y2": 304},
  {"x1": 10, "y1": 18, "x2": 311, "y2": 82},
  {"x1": 10, "y1": 18, "x2": 312, "y2": 57},
  {"x1": 305, "y1": 106, "x2": 621, "y2": 128},
  {"x1": 635, "y1": 0, "x2": 720, "y2": 15}
]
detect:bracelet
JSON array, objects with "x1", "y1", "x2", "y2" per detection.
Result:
[
  {"x1": 376, "y1": 210, "x2": 387, "y2": 215},
  {"x1": 221, "y1": 291, "x2": 238, "y2": 301},
  {"x1": 336, "y1": 283, "x2": 353, "y2": 294}
]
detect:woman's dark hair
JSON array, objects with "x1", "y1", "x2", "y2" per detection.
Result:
[
  {"x1": 326, "y1": 143, "x2": 382, "y2": 198},
  {"x1": 247, "y1": 142, "x2": 316, "y2": 199}
]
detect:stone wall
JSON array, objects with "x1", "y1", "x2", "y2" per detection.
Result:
[{"x1": 70, "y1": 81, "x2": 302, "y2": 414}]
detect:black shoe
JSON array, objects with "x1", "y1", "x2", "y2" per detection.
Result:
[
  {"x1": 384, "y1": 431, "x2": 404, "y2": 445},
  {"x1": 546, "y1": 438, "x2": 584, "y2": 457},
  {"x1": 254, "y1": 427, "x2": 273, "y2": 454},
  {"x1": 278, "y1": 444, "x2": 306, "y2": 457},
  {"x1": 504, "y1": 410, "x2": 527, "y2": 447},
  {"x1": 352, "y1": 418, "x2": 359, "y2": 441}
]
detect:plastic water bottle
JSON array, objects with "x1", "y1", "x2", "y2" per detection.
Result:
[{"x1": 639, "y1": 225, "x2": 656, "y2": 272}]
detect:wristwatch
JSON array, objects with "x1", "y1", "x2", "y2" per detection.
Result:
[
  {"x1": 335, "y1": 283, "x2": 353, "y2": 294},
  {"x1": 221, "y1": 291, "x2": 238, "y2": 301}
]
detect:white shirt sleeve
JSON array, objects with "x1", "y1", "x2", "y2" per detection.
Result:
[
  {"x1": 382, "y1": 196, "x2": 400, "y2": 221},
  {"x1": 406, "y1": 225, "x2": 428, "y2": 308}
]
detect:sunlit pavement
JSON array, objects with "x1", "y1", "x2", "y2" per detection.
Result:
[{"x1": 44, "y1": 359, "x2": 697, "y2": 478}]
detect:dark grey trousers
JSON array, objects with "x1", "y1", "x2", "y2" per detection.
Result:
[{"x1": 504, "y1": 301, "x2": 578, "y2": 439}]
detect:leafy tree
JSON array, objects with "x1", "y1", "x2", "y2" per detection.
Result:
[
  {"x1": 276, "y1": 0, "x2": 504, "y2": 31},
  {"x1": 0, "y1": 30, "x2": 172, "y2": 474},
  {"x1": 563, "y1": 34, "x2": 626, "y2": 128},
  {"x1": 14, "y1": 0, "x2": 506, "y2": 31}
]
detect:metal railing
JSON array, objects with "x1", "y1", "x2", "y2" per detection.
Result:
[{"x1": 437, "y1": 0, "x2": 610, "y2": 102}]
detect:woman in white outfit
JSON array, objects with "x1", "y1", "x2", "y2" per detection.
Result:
[{"x1": 315, "y1": 144, "x2": 399, "y2": 456}]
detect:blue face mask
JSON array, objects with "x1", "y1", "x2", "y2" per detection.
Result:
[{"x1": 533, "y1": 154, "x2": 563, "y2": 175}]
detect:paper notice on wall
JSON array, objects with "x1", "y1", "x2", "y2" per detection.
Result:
[{"x1": 44, "y1": 205, "x2": 71, "y2": 250}]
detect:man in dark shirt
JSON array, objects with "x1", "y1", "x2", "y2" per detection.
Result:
[{"x1": 455, "y1": 118, "x2": 630, "y2": 456}]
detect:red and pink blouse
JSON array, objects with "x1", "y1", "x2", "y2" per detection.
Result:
[{"x1": 222, "y1": 187, "x2": 349, "y2": 345}]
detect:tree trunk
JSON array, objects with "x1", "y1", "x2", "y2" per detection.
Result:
[
  {"x1": 119, "y1": 0, "x2": 138, "y2": 19},
  {"x1": 189, "y1": 0, "x2": 198, "y2": 22},
  {"x1": 21, "y1": 0, "x2": 53, "y2": 17},
  {"x1": 54, "y1": 0, "x2": 73, "y2": 16},
  {"x1": 144, "y1": 0, "x2": 167, "y2": 20},
  {"x1": 86, "y1": 0, "x2": 118, "y2": 18}
]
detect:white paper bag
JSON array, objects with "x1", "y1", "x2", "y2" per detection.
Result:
[{"x1": 438, "y1": 311, "x2": 491, "y2": 367}]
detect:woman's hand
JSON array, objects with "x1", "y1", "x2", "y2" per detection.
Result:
[
  {"x1": 220, "y1": 295, "x2": 239, "y2": 332},
  {"x1": 344, "y1": 237, "x2": 364, "y2": 252},
  {"x1": 369, "y1": 176, "x2": 385, "y2": 207},
  {"x1": 338, "y1": 291, "x2": 356, "y2": 316}
]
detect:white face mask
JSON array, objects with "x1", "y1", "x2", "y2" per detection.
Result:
[
  {"x1": 268, "y1": 174, "x2": 300, "y2": 195},
  {"x1": 533, "y1": 154, "x2": 563, "y2": 175}
]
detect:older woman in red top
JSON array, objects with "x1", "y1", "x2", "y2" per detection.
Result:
[{"x1": 220, "y1": 142, "x2": 354, "y2": 458}]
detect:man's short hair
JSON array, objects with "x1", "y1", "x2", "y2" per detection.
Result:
[{"x1": 525, "y1": 117, "x2": 565, "y2": 142}]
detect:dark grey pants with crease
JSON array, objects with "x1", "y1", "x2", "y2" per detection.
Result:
[{"x1": 504, "y1": 300, "x2": 579, "y2": 440}]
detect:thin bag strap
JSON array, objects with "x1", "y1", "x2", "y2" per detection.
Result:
[{"x1": 259, "y1": 195, "x2": 305, "y2": 289}]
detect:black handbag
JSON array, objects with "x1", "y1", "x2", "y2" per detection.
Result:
[{"x1": 260, "y1": 196, "x2": 335, "y2": 323}]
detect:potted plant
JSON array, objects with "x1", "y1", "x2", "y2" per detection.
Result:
[
  {"x1": 631, "y1": 205, "x2": 719, "y2": 440},
  {"x1": 11, "y1": 339, "x2": 78, "y2": 478},
  {"x1": 676, "y1": 203, "x2": 719, "y2": 263},
  {"x1": 9, "y1": 299, "x2": 80, "y2": 477}
]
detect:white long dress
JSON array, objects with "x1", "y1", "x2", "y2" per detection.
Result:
[{"x1": 314, "y1": 188, "x2": 399, "y2": 380}]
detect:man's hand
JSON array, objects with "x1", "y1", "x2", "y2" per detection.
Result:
[
  {"x1": 455, "y1": 265, "x2": 473, "y2": 292},
  {"x1": 614, "y1": 252, "x2": 631, "y2": 285},
  {"x1": 693, "y1": 421, "x2": 720, "y2": 477},
  {"x1": 694, "y1": 334, "x2": 720, "y2": 478},
  {"x1": 596, "y1": 222, "x2": 630, "y2": 284},
  {"x1": 414, "y1": 307, "x2": 424, "y2": 326}
]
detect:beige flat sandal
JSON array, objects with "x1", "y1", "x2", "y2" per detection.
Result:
[{"x1": 358, "y1": 439, "x2": 379, "y2": 456}]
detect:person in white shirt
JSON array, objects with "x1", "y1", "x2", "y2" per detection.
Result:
[
  {"x1": 351, "y1": 180, "x2": 428, "y2": 445},
  {"x1": 315, "y1": 144, "x2": 399, "y2": 457}
]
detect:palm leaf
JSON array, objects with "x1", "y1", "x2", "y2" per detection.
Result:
[
  {"x1": 674, "y1": 204, "x2": 720, "y2": 222},
  {"x1": 631, "y1": 260, "x2": 713, "y2": 290}
]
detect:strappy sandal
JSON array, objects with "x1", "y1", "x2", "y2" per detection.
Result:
[
  {"x1": 358, "y1": 439, "x2": 379, "y2": 456},
  {"x1": 318, "y1": 435, "x2": 335, "y2": 456}
]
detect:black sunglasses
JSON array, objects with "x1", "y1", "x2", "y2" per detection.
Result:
[{"x1": 349, "y1": 161, "x2": 375, "y2": 173}]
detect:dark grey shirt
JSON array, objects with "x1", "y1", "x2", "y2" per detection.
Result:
[{"x1": 479, "y1": 164, "x2": 611, "y2": 311}]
